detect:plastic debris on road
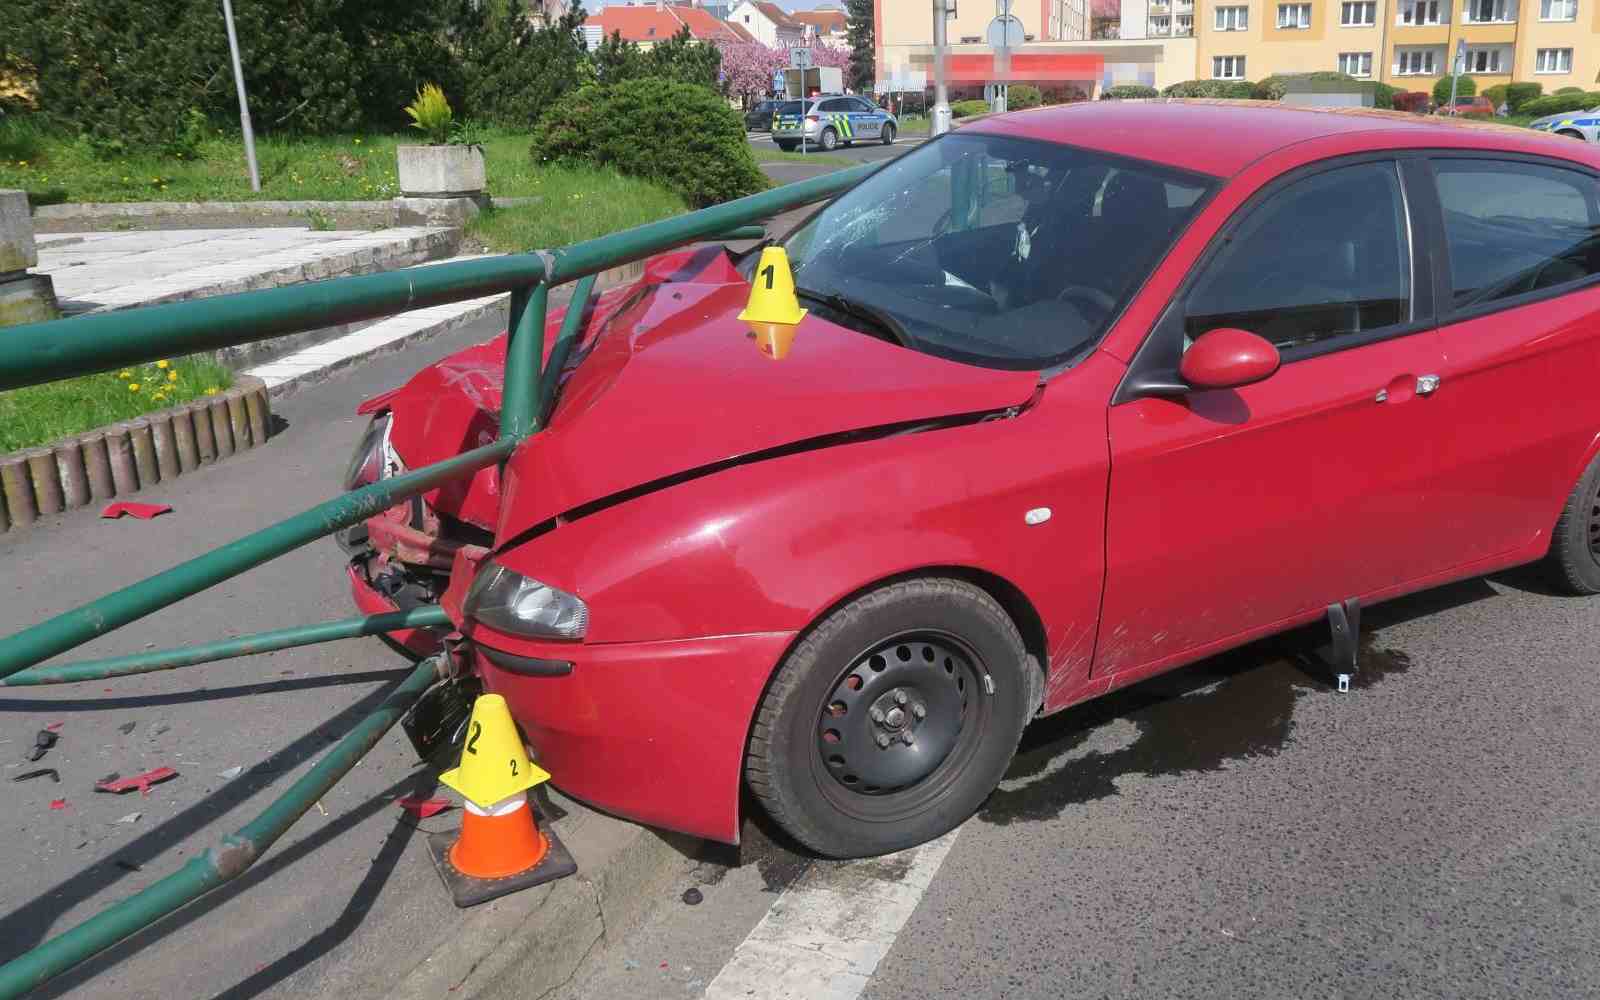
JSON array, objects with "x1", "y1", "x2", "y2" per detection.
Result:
[
  {"x1": 218, "y1": 766, "x2": 245, "y2": 780},
  {"x1": 396, "y1": 797, "x2": 451, "y2": 819},
  {"x1": 13, "y1": 768, "x2": 60, "y2": 783},
  {"x1": 26, "y1": 729, "x2": 59, "y2": 762},
  {"x1": 49, "y1": 799, "x2": 67, "y2": 810},
  {"x1": 115, "y1": 812, "x2": 142, "y2": 824},
  {"x1": 100, "y1": 502, "x2": 174, "y2": 520},
  {"x1": 95, "y1": 767, "x2": 179, "y2": 796}
]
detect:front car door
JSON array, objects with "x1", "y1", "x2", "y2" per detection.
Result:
[
  {"x1": 1098, "y1": 157, "x2": 1451, "y2": 678},
  {"x1": 848, "y1": 97, "x2": 883, "y2": 139},
  {"x1": 1414, "y1": 154, "x2": 1600, "y2": 570}
]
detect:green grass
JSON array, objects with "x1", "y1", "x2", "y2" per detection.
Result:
[
  {"x1": 0, "y1": 355, "x2": 234, "y2": 454},
  {"x1": 750, "y1": 146, "x2": 853, "y2": 166},
  {"x1": 0, "y1": 122, "x2": 557, "y2": 205},
  {"x1": 465, "y1": 164, "x2": 687, "y2": 253}
]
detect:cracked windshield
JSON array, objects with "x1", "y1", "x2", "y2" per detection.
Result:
[{"x1": 773, "y1": 132, "x2": 1214, "y2": 369}]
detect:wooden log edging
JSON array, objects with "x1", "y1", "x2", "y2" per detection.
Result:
[{"x1": 0, "y1": 376, "x2": 273, "y2": 533}]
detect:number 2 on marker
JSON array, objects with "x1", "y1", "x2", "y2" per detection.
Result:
[
  {"x1": 510, "y1": 759, "x2": 519, "y2": 777},
  {"x1": 466, "y1": 721, "x2": 481, "y2": 755}
]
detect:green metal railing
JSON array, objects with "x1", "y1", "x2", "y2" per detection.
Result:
[{"x1": 0, "y1": 161, "x2": 875, "y2": 999}]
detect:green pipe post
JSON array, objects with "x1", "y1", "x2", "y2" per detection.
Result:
[
  {"x1": 499, "y1": 283, "x2": 548, "y2": 439},
  {"x1": 0, "y1": 440, "x2": 512, "y2": 679},
  {"x1": 2, "y1": 606, "x2": 450, "y2": 686},
  {"x1": 538, "y1": 274, "x2": 597, "y2": 429},
  {"x1": 0, "y1": 656, "x2": 442, "y2": 1000}
]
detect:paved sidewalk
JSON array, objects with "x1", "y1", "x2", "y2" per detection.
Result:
[{"x1": 39, "y1": 227, "x2": 456, "y2": 316}]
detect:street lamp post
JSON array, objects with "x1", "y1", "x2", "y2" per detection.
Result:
[
  {"x1": 932, "y1": 0, "x2": 952, "y2": 136},
  {"x1": 221, "y1": 0, "x2": 261, "y2": 193}
]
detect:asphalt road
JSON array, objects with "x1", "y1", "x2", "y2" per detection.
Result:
[
  {"x1": 748, "y1": 130, "x2": 923, "y2": 183},
  {"x1": 560, "y1": 564, "x2": 1600, "y2": 998},
  {"x1": 0, "y1": 311, "x2": 510, "y2": 1000}
]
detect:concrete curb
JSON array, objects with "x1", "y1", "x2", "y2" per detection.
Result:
[
  {"x1": 0, "y1": 376, "x2": 272, "y2": 533},
  {"x1": 33, "y1": 196, "x2": 546, "y2": 233},
  {"x1": 390, "y1": 787, "x2": 696, "y2": 1000}
]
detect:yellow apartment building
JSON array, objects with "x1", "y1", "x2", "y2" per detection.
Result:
[{"x1": 875, "y1": 0, "x2": 1599, "y2": 95}]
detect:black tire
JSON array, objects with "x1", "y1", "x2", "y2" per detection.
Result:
[
  {"x1": 818, "y1": 127, "x2": 839, "y2": 151},
  {"x1": 880, "y1": 123, "x2": 897, "y2": 145},
  {"x1": 775, "y1": 141, "x2": 797, "y2": 152},
  {"x1": 1544, "y1": 451, "x2": 1600, "y2": 594},
  {"x1": 1556, "y1": 130, "x2": 1586, "y2": 141},
  {"x1": 745, "y1": 578, "x2": 1034, "y2": 858}
]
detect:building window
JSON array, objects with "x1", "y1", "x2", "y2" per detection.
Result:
[
  {"x1": 1536, "y1": 48, "x2": 1574, "y2": 72},
  {"x1": 1176, "y1": 13, "x2": 1194, "y2": 33},
  {"x1": 1464, "y1": 0, "x2": 1516, "y2": 22},
  {"x1": 1338, "y1": 52, "x2": 1374, "y2": 76},
  {"x1": 1214, "y1": 5, "x2": 1249, "y2": 29},
  {"x1": 1213, "y1": 55, "x2": 1247, "y2": 79},
  {"x1": 1398, "y1": 0, "x2": 1446, "y2": 23},
  {"x1": 1465, "y1": 46, "x2": 1503, "y2": 72},
  {"x1": 1395, "y1": 47, "x2": 1438, "y2": 74},
  {"x1": 1279, "y1": 3, "x2": 1313, "y2": 26},
  {"x1": 1340, "y1": 1, "x2": 1378, "y2": 22},
  {"x1": 1151, "y1": 14, "x2": 1172, "y2": 32},
  {"x1": 1539, "y1": 0, "x2": 1576, "y2": 18},
  {"x1": 960, "y1": 35, "x2": 982, "y2": 41}
]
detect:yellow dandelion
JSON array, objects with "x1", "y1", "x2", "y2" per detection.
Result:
[
  {"x1": 118, "y1": 370, "x2": 131, "y2": 379},
  {"x1": 17, "y1": 161, "x2": 26, "y2": 167},
  {"x1": 152, "y1": 393, "x2": 167, "y2": 402},
  {"x1": 128, "y1": 383, "x2": 141, "y2": 392},
  {"x1": 168, "y1": 371, "x2": 179, "y2": 382},
  {"x1": 204, "y1": 387, "x2": 219, "y2": 396},
  {"x1": 354, "y1": 137, "x2": 363, "y2": 145},
  {"x1": 156, "y1": 359, "x2": 170, "y2": 369},
  {"x1": 122, "y1": 176, "x2": 129, "y2": 182}
]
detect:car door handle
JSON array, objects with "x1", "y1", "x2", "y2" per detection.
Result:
[
  {"x1": 1375, "y1": 374, "x2": 1441, "y2": 403},
  {"x1": 1416, "y1": 374, "x2": 1441, "y2": 395}
]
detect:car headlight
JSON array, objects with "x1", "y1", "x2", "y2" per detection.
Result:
[
  {"x1": 463, "y1": 562, "x2": 589, "y2": 640},
  {"x1": 343, "y1": 413, "x2": 391, "y2": 491}
]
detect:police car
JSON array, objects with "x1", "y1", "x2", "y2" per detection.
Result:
[
  {"x1": 772, "y1": 95, "x2": 898, "y2": 152},
  {"x1": 1528, "y1": 105, "x2": 1600, "y2": 142}
]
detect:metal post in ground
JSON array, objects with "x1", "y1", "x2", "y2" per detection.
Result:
[
  {"x1": 932, "y1": 0, "x2": 952, "y2": 136},
  {"x1": 221, "y1": 0, "x2": 261, "y2": 192}
]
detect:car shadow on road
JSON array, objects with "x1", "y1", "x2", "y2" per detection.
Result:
[{"x1": 0, "y1": 673, "x2": 432, "y2": 996}]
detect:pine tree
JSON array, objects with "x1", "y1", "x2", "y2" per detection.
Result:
[{"x1": 845, "y1": 0, "x2": 874, "y2": 94}]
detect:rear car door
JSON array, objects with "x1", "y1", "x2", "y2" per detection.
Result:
[
  {"x1": 1414, "y1": 155, "x2": 1600, "y2": 567},
  {"x1": 1098, "y1": 157, "x2": 1451, "y2": 676},
  {"x1": 817, "y1": 98, "x2": 855, "y2": 142}
]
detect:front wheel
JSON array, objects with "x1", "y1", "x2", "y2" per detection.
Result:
[
  {"x1": 880, "y1": 123, "x2": 897, "y2": 145},
  {"x1": 745, "y1": 578, "x2": 1035, "y2": 858},
  {"x1": 1544, "y1": 450, "x2": 1600, "y2": 593}
]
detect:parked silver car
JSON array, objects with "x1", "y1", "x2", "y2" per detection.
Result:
[
  {"x1": 1528, "y1": 107, "x2": 1600, "y2": 142},
  {"x1": 771, "y1": 95, "x2": 898, "y2": 152}
]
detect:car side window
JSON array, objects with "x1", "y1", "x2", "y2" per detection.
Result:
[
  {"x1": 1184, "y1": 161, "x2": 1412, "y2": 352},
  {"x1": 1432, "y1": 159, "x2": 1600, "y2": 308},
  {"x1": 850, "y1": 98, "x2": 878, "y2": 113},
  {"x1": 819, "y1": 98, "x2": 851, "y2": 113}
]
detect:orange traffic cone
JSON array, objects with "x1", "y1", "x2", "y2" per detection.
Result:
[{"x1": 425, "y1": 694, "x2": 576, "y2": 907}]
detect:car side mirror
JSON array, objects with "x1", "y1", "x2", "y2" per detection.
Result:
[{"x1": 1179, "y1": 328, "x2": 1280, "y2": 391}]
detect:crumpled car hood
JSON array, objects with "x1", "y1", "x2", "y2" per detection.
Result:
[{"x1": 365, "y1": 248, "x2": 1041, "y2": 535}]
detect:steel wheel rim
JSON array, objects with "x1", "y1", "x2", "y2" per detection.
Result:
[
  {"x1": 814, "y1": 632, "x2": 982, "y2": 805},
  {"x1": 1588, "y1": 477, "x2": 1600, "y2": 562}
]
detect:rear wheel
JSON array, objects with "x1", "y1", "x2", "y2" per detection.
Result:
[
  {"x1": 775, "y1": 141, "x2": 797, "y2": 152},
  {"x1": 746, "y1": 578, "x2": 1034, "y2": 858},
  {"x1": 818, "y1": 127, "x2": 839, "y2": 151},
  {"x1": 1544, "y1": 451, "x2": 1600, "y2": 594},
  {"x1": 880, "y1": 123, "x2": 897, "y2": 145},
  {"x1": 1557, "y1": 130, "x2": 1586, "y2": 141}
]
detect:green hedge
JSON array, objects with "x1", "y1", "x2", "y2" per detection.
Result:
[
  {"x1": 1555, "y1": 86, "x2": 1586, "y2": 95},
  {"x1": 950, "y1": 99, "x2": 990, "y2": 118},
  {"x1": 1519, "y1": 92, "x2": 1600, "y2": 118},
  {"x1": 1371, "y1": 82, "x2": 1398, "y2": 110},
  {"x1": 1432, "y1": 75, "x2": 1476, "y2": 106},
  {"x1": 1505, "y1": 82, "x2": 1543, "y2": 111},
  {"x1": 528, "y1": 78, "x2": 764, "y2": 208},
  {"x1": 1163, "y1": 80, "x2": 1256, "y2": 99},
  {"x1": 1101, "y1": 84, "x2": 1159, "y2": 100},
  {"x1": 1007, "y1": 85, "x2": 1043, "y2": 110}
]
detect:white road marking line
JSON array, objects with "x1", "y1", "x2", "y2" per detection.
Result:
[{"x1": 703, "y1": 828, "x2": 960, "y2": 1000}]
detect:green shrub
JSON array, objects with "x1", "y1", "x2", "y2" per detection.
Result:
[
  {"x1": 1481, "y1": 84, "x2": 1508, "y2": 108},
  {"x1": 1371, "y1": 82, "x2": 1398, "y2": 110},
  {"x1": 1254, "y1": 72, "x2": 1360, "y2": 102},
  {"x1": 1007, "y1": 85, "x2": 1043, "y2": 110},
  {"x1": 1519, "y1": 92, "x2": 1600, "y2": 117},
  {"x1": 1504, "y1": 82, "x2": 1543, "y2": 111},
  {"x1": 404, "y1": 83, "x2": 454, "y2": 145},
  {"x1": 0, "y1": 113, "x2": 49, "y2": 162},
  {"x1": 590, "y1": 26, "x2": 721, "y2": 90},
  {"x1": 950, "y1": 99, "x2": 990, "y2": 118},
  {"x1": 1163, "y1": 80, "x2": 1255, "y2": 99},
  {"x1": 459, "y1": 5, "x2": 592, "y2": 130},
  {"x1": 1432, "y1": 75, "x2": 1476, "y2": 106},
  {"x1": 1101, "y1": 84, "x2": 1158, "y2": 100},
  {"x1": 1555, "y1": 86, "x2": 1585, "y2": 95},
  {"x1": 529, "y1": 78, "x2": 765, "y2": 208}
]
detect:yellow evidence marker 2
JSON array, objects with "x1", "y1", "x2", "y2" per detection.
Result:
[
  {"x1": 439, "y1": 694, "x2": 551, "y2": 808},
  {"x1": 739, "y1": 246, "x2": 807, "y2": 326}
]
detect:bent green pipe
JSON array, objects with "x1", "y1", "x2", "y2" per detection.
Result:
[
  {"x1": 0, "y1": 440, "x2": 512, "y2": 680},
  {"x1": 1, "y1": 606, "x2": 451, "y2": 686},
  {"x1": 538, "y1": 273, "x2": 598, "y2": 430},
  {"x1": 0, "y1": 655, "x2": 442, "y2": 1000},
  {"x1": 499, "y1": 283, "x2": 548, "y2": 440}
]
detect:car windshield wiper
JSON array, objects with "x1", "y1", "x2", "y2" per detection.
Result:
[{"x1": 796, "y1": 287, "x2": 916, "y2": 349}]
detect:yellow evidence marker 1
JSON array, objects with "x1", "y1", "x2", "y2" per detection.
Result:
[
  {"x1": 739, "y1": 246, "x2": 807, "y2": 326},
  {"x1": 439, "y1": 694, "x2": 551, "y2": 809}
]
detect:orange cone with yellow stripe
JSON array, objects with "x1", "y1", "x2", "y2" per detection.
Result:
[{"x1": 425, "y1": 694, "x2": 576, "y2": 907}]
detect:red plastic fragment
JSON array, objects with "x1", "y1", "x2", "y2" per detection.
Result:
[
  {"x1": 100, "y1": 502, "x2": 173, "y2": 520},
  {"x1": 49, "y1": 799, "x2": 67, "y2": 810},
  {"x1": 44, "y1": 722, "x2": 63, "y2": 732},
  {"x1": 94, "y1": 767, "x2": 179, "y2": 796},
  {"x1": 397, "y1": 797, "x2": 451, "y2": 819}
]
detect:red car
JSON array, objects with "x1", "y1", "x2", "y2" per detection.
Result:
[
  {"x1": 1440, "y1": 95, "x2": 1496, "y2": 118},
  {"x1": 342, "y1": 103, "x2": 1600, "y2": 857}
]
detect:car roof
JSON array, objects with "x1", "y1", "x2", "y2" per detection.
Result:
[{"x1": 969, "y1": 100, "x2": 1600, "y2": 177}]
